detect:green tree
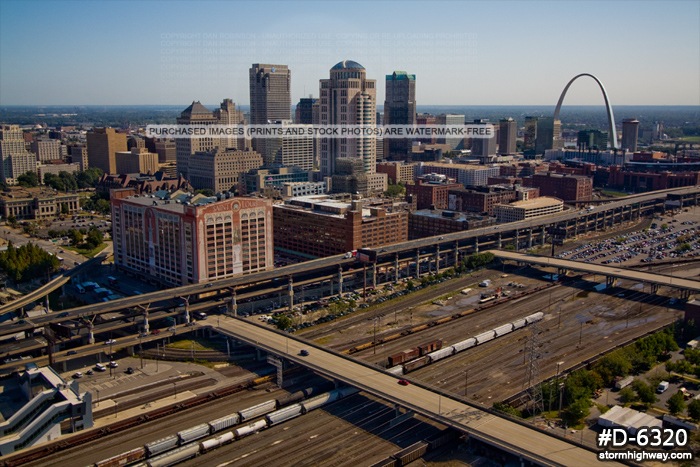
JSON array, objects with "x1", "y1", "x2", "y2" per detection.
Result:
[
  {"x1": 68, "y1": 228, "x2": 84, "y2": 246},
  {"x1": 619, "y1": 387, "x2": 638, "y2": 404},
  {"x1": 562, "y1": 398, "x2": 591, "y2": 426},
  {"x1": 667, "y1": 391, "x2": 686, "y2": 416},
  {"x1": 43, "y1": 173, "x2": 65, "y2": 191},
  {"x1": 564, "y1": 369, "x2": 603, "y2": 404},
  {"x1": 17, "y1": 171, "x2": 39, "y2": 187},
  {"x1": 687, "y1": 399, "x2": 700, "y2": 422},
  {"x1": 6, "y1": 214, "x2": 18, "y2": 228},
  {"x1": 273, "y1": 314, "x2": 293, "y2": 331},
  {"x1": 384, "y1": 183, "x2": 405, "y2": 198},
  {"x1": 594, "y1": 351, "x2": 632, "y2": 386},
  {"x1": 76, "y1": 167, "x2": 103, "y2": 189},
  {"x1": 85, "y1": 227, "x2": 104, "y2": 249},
  {"x1": 493, "y1": 402, "x2": 522, "y2": 418},
  {"x1": 632, "y1": 380, "x2": 657, "y2": 405}
]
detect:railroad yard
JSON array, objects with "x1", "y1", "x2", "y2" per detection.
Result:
[{"x1": 5, "y1": 208, "x2": 700, "y2": 466}]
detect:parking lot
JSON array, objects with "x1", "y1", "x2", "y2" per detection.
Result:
[{"x1": 558, "y1": 210, "x2": 700, "y2": 267}]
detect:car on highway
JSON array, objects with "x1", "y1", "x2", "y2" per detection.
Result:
[
  {"x1": 66, "y1": 350, "x2": 77, "y2": 356},
  {"x1": 397, "y1": 379, "x2": 410, "y2": 386},
  {"x1": 108, "y1": 361, "x2": 118, "y2": 368},
  {"x1": 152, "y1": 329, "x2": 161, "y2": 335},
  {"x1": 57, "y1": 312, "x2": 69, "y2": 318},
  {"x1": 104, "y1": 339, "x2": 117, "y2": 345},
  {"x1": 167, "y1": 326, "x2": 177, "y2": 332},
  {"x1": 94, "y1": 363, "x2": 106, "y2": 372},
  {"x1": 299, "y1": 349, "x2": 309, "y2": 356},
  {"x1": 72, "y1": 372, "x2": 83, "y2": 379}
]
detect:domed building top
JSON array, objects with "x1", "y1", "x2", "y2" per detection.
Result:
[{"x1": 331, "y1": 60, "x2": 365, "y2": 71}]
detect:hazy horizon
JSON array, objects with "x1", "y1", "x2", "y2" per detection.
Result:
[{"x1": 1, "y1": 1, "x2": 698, "y2": 107}]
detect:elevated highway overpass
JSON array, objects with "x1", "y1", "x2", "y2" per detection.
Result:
[
  {"x1": 0, "y1": 186, "x2": 698, "y2": 341},
  {"x1": 492, "y1": 250, "x2": 700, "y2": 298},
  {"x1": 215, "y1": 316, "x2": 618, "y2": 467}
]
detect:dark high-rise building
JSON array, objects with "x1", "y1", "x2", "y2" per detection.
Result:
[
  {"x1": 249, "y1": 64, "x2": 291, "y2": 164},
  {"x1": 295, "y1": 97, "x2": 317, "y2": 124},
  {"x1": 498, "y1": 118, "x2": 517, "y2": 155},
  {"x1": 383, "y1": 71, "x2": 416, "y2": 161},
  {"x1": 577, "y1": 129, "x2": 608, "y2": 151},
  {"x1": 622, "y1": 118, "x2": 640, "y2": 152},
  {"x1": 534, "y1": 117, "x2": 560, "y2": 155}
]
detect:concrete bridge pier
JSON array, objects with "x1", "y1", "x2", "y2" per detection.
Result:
[
  {"x1": 474, "y1": 237, "x2": 480, "y2": 254},
  {"x1": 527, "y1": 229, "x2": 533, "y2": 249},
  {"x1": 514, "y1": 230, "x2": 519, "y2": 251},
  {"x1": 337, "y1": 266, "x2": 344, "y2": 296},
  {"x1": 267, "y1": 355, "x2": 287, "y2": 388},
  {"x1": 288, "y1": 277, "x2": 294, "y2": 313},
  {"x1": 606, "y1": 276, "x2": 616, "y2": 288},
  {"x1": 394, "y1": 254, "x2": 400, "y2": 283},
  {"x1": 415, "y1": 249, "x2": 421, "y2": 278},
  {"x1": 454, "y1": 242, "x2": 460, "y2": 268},
  {"x1": 540, "y1": 226, "x2": 546, "y2": 246},
  {"x1": 497, "y1": 232, "x2": 502, "y2": 249},
  {"x1": 650, "y1": 283, "x2": 660, "y2": 294},
  {"x1": 230, "y1": 288, "x2": 237, "y2": 317},
  {"x1": 435, "y1": 244, "x2": 440, "y2": 274},
  {"x1": 680, "y1": 289, "x2": 691, "y2": 301},
  {"x1": 372, "y1": 263, "x2": 377, "y2": 288}
]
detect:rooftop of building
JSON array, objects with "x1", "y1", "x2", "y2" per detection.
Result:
[
  {"x1": 117, "y1": 189, "x2": 226, "y2": 211},
  {"x1": 386, "y1": 71, "x2": 416, "y2": 80},
  {"x1": 180, "y1": 101, "x2": 212, "y2": 117},
  {"x1": 0, "y1": 366, "x2": 81, "y2": 424},
  {"x1": 331, "y1": 60, "x2": 365, "y2": 71},
  {"x1": 0, "y1": 186, "x2": 72, "y2": 201},
  {"x1": 502, "y1": 196, "x2": 563, "y2": 209}
]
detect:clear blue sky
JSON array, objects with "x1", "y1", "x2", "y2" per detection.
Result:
[{"x1": 1, "y1": 0, "x2": 698, "y2": 106}]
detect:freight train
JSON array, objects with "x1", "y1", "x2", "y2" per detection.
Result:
[
  {"x1": 387, "y1": 339, "x2": 443, "y2": 367},
  {"x1": 386, "y1": 312, "x2": 544, "y2": 376},
  {"x1": 93, "y1": 386, "x2": 357, "y2": 467}
]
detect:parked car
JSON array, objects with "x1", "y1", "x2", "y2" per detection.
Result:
[
  {"x1": 125, "y1": 367, "x2": 135, "y2": 375},
  {"x1": 72, "y1": 372, "x2": 83, "y2": 379},
  {"x1": 108, "y1": 361, "x2": 118, "y2": 368},
  {"x1": 94, "y1": 363, "x2": 106, "y2": 372}
]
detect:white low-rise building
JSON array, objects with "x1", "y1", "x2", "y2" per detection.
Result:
[{"x1": 494, "y1": 196, "x2": 564, "y2": 223}]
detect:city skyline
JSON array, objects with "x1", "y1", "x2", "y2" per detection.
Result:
[{"x1": 0, "y1": 0, "x2": 699, "y2": 106}]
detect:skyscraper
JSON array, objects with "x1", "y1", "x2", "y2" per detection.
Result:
[
  {"x1": 534, "y1": 117, "x2": 561, "y2": 155},
  {"x1": 249, "y1": 64, "x2": 291, "y2": 164},
  {"x1": 0, "y1": 125, "x2": 36, "y2": 185},
  {"x1": 383, "y1": 71, "x2": 416, "y2": 161},
  {"x1": 622, "y1": 118, "x2": 640, "y2": 152},
  {"x1": 86, "y1": 127, "x2": 128, "y2": 174},
  {"x1": 498, "y1": 118, "x2": 517, "y2": 155},
  {"x1": 471, "y1": 118, "x2": 496, "y2": 158},
  {"x1": 175, "y1": 101, "x2": 218, "y2": 179},
  {"x1": 435, "y1": 114, "x2": 466, "y2": 151},
  {"x1": 295, "y1": 97, "x2": 317, "y2": 124},
  {"x1": 319, "y1": 60, "x2": 377, "y2": 178}
]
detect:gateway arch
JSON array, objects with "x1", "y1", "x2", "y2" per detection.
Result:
[{"x1": 554, "y1": 73, "x2": 618, "y2": 149}]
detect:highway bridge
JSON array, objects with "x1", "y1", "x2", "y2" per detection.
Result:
[
  {"x1": 214, "y1": 316, "x2": 617, "y2": 467},
  {"x1": 0, "y1": 186, "x2": 698, "y2": 346},
  {"x1": 492, "y1": 250, "x2": 700, "y2": 298}
]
